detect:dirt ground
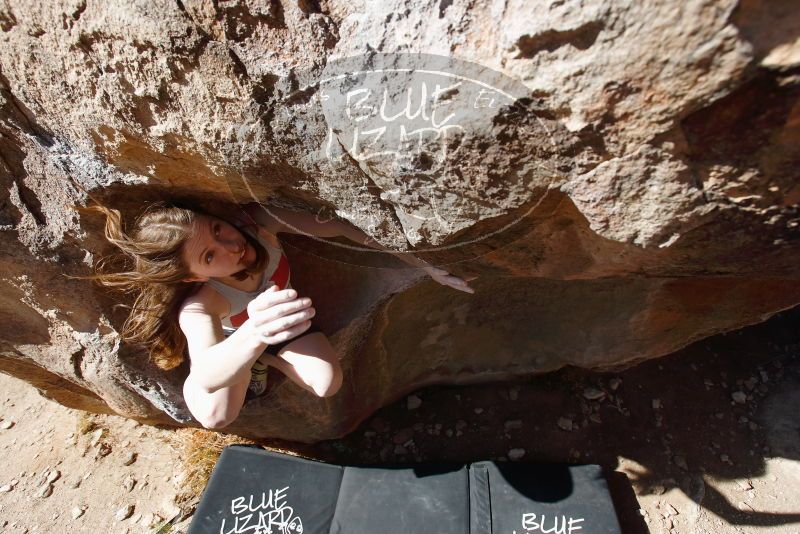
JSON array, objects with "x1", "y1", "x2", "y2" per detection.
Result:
[
  {"x1": 0, "y1": 378, "x2": 187, "y2": 533},
  {"x1": 1, "y1": 306, "x2": 800, "y2": 533}
]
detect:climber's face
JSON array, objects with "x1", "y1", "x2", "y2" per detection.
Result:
[{"x1": 182, "y1": 215, "x2": 255, "y2": 281}]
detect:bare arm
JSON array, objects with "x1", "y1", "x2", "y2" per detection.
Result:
[
  {"x1": 249, "y1": 204, "x2": 475, "y2": 293},
  {"x1": 178, "y1": 284, "x2": 314, "y2": 392},
  {"x1": 178, "y1": 293, "x2": 267, "y2": 392}
]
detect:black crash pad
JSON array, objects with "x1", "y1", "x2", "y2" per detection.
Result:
[{"x1": 188, "y1": 445, "x2": 621, "y2": 534}]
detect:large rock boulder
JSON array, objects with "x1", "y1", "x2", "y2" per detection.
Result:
[{"x1": 0, "y1": 0, "x2": 798, "y2": 441}]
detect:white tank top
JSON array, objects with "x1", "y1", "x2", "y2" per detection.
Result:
[{"x1": 204, "y1": 226, "x2": 292, "y2": 336}]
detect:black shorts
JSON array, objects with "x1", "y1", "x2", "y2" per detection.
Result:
[{"x1": 244, "y1": 322, "x2": 323, "y2": 403}]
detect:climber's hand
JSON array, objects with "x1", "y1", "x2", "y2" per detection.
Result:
[
  {"x1": 247, "y1": 285, "x2": 315, "y2": 345},
  {"x1": 423, "y1": 266, "x2": 476, "y2": 294}
]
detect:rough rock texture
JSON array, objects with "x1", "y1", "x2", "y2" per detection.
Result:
[{"x1": 0, "y1": 0, "x2": 798, "y2": 441}]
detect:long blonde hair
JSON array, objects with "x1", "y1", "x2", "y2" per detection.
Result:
[{"x1": 78, "y1": 202, "x2": 268, "y2": 370}]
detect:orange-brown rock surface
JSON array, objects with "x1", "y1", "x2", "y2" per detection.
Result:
[{"x1": 0, "y1": 0, "x2": 798, "y2": 441}]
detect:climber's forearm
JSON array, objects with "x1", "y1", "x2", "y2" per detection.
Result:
[{"x1": 337, "y1": 223, "x2": 434, "y2": 271}]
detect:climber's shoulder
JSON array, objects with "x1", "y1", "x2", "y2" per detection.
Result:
[{"x1": 179, "y1": 283, "x2": 228, "y2": 320}]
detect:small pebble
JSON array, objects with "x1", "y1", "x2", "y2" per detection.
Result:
[
  {"x1": 45, "y1": 470, "x2": 60, "y2": 484},
  {"x1": 392, "y1": 428, "x2": 414, "y2": 444},
  {"x1": 141, "y1": 513, "x2": 155, "y2": 528},
  {"x1": 507, "y1": 448, "x2": 526, "y2": 461},
  {"x1": 504, "y1": 420, "x2": 523, "y2": 431},
  {"x1": 96, "y1": 443, "x2": 112, "y2": 458},
  {"x1": 608, "y1": 378, "x2": 622, "y2": 391},
  {"x1": 557, "y1": 418, "x2": 573, "y2": 431},
  {"x1": 582, "y1": 387, "x2": 606, "y2": 401},
  {"x1": 122, "y1": 476, "x2": 136, "y2": 492},
  {"x1": 0, "y1": 420, "x2": 14, "y2": 430},
  {"x1": 71, "y1": 507, "x2": 85, "y2": 520},
  {"x1": 732, "y1": 391, "x2": 747, "y2": 404},
  {"x1": 406, "y1": 395, "x2": 422, "y2": 410},
  {"x1": 161, "y1": 495, "x2": 182, "y2": 518},
  {"x1": 89, "y1": 429, "x2": 103, "y2": 447},
  {"x1": 115, "y1": 505, "x2": 134, "y2": 521}
]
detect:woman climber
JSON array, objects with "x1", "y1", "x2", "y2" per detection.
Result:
[{"x1": 84, "y1": 200, "x2": 474, "y2": 429}]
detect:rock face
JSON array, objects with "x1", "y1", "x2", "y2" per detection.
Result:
[{"x1": 0, "y1": 0, "x2": 798, "y2": 441}]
